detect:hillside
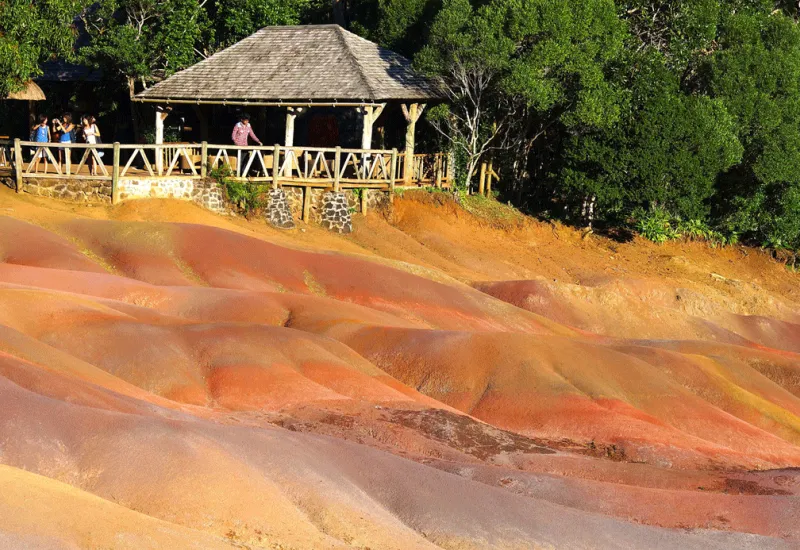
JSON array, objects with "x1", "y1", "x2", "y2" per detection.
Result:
[{"x1": 0, "y1": 185, "x2": 798, "y2": 549}]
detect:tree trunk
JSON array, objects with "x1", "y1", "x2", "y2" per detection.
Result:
[{"x1": 128, "y1": 77, "x2": 140, "y2": 143}]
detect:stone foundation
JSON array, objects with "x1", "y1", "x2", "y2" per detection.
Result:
[
  {"x1": 319, "y1": 191, "x2": 352, "y2": 233},
  {"x1": 265, "y1": 188, "x2": 295, "y2": 229},
  {"x1": 118, "y1": 177, "x2": 225, "y2": 213},
  {"x1": 22, "y1": 178, "x2": 112, "y2": 203},
  {"x1": 284, "y1": 187, "x2": 390, "y2": 222}
]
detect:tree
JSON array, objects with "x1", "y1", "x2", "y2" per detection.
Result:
[
  {"x1": 82, "y1": 0, "x2": 208, "y2": 89},
  {"x1": 81, "y1": 0, "x2": 208, "y2": 139},
  {"x1": 415, "y1": 0, "x2": 627, "y2": 191},
  {"x1": 0, "y1": 0, "x2": 88, "y2": 96},
  {"x1": 560, "y1": 52, "x2": 742, "y2": 226},
  {"x1": 709, "y1": 6, "x2": 800, "y2": 249},
  {"x1": 205, "y1": 0, "x2": 311, "y2": 51}
]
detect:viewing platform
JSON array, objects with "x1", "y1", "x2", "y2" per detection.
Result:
[{"x1": 0, "y1": 140, "x2": 451, "y2": 222}]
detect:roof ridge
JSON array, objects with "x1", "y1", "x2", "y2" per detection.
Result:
[{"x1": 335, "y1": 26, "x2": 378, "y2": 101}]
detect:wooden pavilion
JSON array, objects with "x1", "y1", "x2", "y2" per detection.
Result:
[{"x1": 134, "y1": 25, "x2": 441, "y2": 181}]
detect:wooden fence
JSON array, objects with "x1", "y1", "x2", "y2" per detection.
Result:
[{"x1": 0, "y1": 139, "x2": 452, "y2": 204}]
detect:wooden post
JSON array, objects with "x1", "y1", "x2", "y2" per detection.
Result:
[
  {"x1": 272, "y1": 144, "x2": 280, "y2": 189},
  {"x1": 435, "y1": 154, "x2": 443, "y2": 188},
  {"x1": 155, "y1": 107, "x2": 168, "y2": 175},
  {"x1": 447, "y1": 151, "x2": 455, "y2": 187},
  {"x1": 478, "y1": 161, "x2": 487, "y2": 196},
  {"x1": 361, "y1": 189, "x2": 368, "y2": 216},
  {"x1": 486, "y1": 159, "x2": 494, "y2": 197},
  {"x1": 360, "y1": 104, "x2": 386, "y2": 151},
  {"x1": 13, "y1": 139, "x2": 22, "y2": 193},
  {"x1": 28, "y1": 101, "x2": 36, "y2": 131},
  {"x1": 401, "y1": 103, "x2": 425, "y2": 184},
  {"x1": 111, "y1": 142, "x2": 121, "y2": 204},
  {"x1": 390, "y1": 148, "x2": 398, "y2": 200},
  {"x1": 285, "y1": 108, "x2": 297, "y2": 147},
  {"x1": 192, "y1": 105, "x2": 209, "y2": 141},
  {"x1": 302, "y1": 186, "x2": 311, "y2": 222},
  {"x1": 200, "y1": 141, "x2": 208, "y2": 177},
  {"x1": 65, "y1": 143, "x2": 71, "y2": 176},
  {"x1": 334, "y1": 146, "x2": 341, "y2": 192},
  {"x1": 361, "y1": 106, "x2": 374, "y2": 150}
]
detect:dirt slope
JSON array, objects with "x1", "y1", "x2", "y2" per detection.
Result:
[{"x1": 0, "y1": 186, "x2": 799, "y2": 548}]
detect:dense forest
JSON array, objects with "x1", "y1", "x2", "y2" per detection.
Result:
[{"x1": 4, "y1": 0, "x2": 800, "y2": 252}]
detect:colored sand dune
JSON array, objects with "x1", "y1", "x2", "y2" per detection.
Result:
[{"x1": 0, "y1": 190, "x2": 798, "y2": 548}]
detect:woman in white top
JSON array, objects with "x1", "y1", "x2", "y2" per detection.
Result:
[{"x1": 82, "y1": 115, "x2": 100, "y2": 175}]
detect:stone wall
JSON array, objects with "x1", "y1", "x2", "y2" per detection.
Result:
[
  {"x1": 22, "y1": 178, "x2": 112, "y2": 203},
  {"x1": 283, "y1": 186, "x2": 390, "y2": 221},
  {"x1": 265, "y1": 189, "x2": 295, "y2": 229},
  {"x1": 319, "y1": 191, "x2": 353, "y2": 233},
  {"x1": 118, "y1": 177, "x2": 225, "y2": 213}
]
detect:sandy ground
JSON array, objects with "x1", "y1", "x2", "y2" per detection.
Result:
[{"x1": 0, "y1": 185, "x2": 799, "y2": 549}]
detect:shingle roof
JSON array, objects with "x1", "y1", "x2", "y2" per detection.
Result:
[{"x1": 136, "y1": 25, "x2": 440, "y2": 104}]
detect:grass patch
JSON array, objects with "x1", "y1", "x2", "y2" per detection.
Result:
[
  {"x1": 460, "y1": 194, "x2": 525, "y2": 229},
  {"x1": 303, "y1": 270, "x2": 326, "y2": 296},
  {"x1": 64, "y1": 235, "x2": 119, "y2": 275},
  {"x1": 171, "y1": 255, "x2": 208, "y2": 286}
]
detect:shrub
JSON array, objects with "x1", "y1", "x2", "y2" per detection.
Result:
[
  {"x1": 209, "y1": 164, "x2": 267, "y2": 217},
  {"x1": 635, "y1": 206, "x2": 681, "y2": 243}
]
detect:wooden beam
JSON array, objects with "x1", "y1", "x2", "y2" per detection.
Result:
[
  {"x1": 111, "y1": 142, "x2": 120, "y2": 204},
  {"x1": 13, "y1": 139, "x2": 22, "y2": 192},
  {"x1": 200, "y1": 141, "x2": 208, "y2": 178},
  {"x1": 390, "y1": 148, "x2": 398, "y2": 203},
  {"x1": 334, "y1": 146, "x2": 341, "y2": 192},
  {"x1": 303, "y1": 186, "x2": 311, "y2": 221},
  {"x1": 272, "y1": 144, "x2": 280, "y2": 189}
]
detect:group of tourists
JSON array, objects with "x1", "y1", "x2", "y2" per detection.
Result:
[{"x1": 30, "y1": 113, "x2": 102, "y2": 175}]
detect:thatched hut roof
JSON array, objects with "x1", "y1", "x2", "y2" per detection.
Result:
[
  {"x1": 135, "y1": 25, "x2": 440, "y2": 106},
  {"x1": 4, "y1": 81, "x2": 46, "y2": 101}
]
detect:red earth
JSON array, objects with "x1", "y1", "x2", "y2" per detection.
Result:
[{"x1": 0, "y1": 186, "x2": 798, "y2": 548}]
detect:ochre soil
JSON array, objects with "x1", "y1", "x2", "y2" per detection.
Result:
[{"x1": 0, "y1": 185, "x2": 799, "y2": 549}]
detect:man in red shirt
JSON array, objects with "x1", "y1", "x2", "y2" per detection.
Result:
[
  {"x1": 231, "y1": 114, "x2": 262, "y2": 146},
  {"x1": 231, "y1": 114, "x2": 262, "y2": 176}
]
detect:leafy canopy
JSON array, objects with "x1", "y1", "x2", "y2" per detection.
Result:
[{"x1": 0, "y1": 0, "x2": 87, "y2": 96}]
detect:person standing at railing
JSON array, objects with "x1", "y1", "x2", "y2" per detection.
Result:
[
  {"x1": 82, "y1": 115, "x2": 101, "y2": 176},
  {"x1": 231, "y1": 114, "x2": 262, "y2": 177},
  {"x1": 52, "y1": 113, "x2": 75, "y2": 168},
  {"x1": 30, "y1": 115, "x2": 51, "y2": 173}
]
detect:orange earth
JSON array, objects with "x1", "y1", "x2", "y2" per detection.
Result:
[{"x1": 0, "y1": 184, "x2": 798, "y2": 549}]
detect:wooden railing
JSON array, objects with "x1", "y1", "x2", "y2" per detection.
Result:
[
  {"x1": 0, "y1": 139, "x2": 450, "y2": 204},
  {"x1": 396, "y1": 152, "x2": 452, "y2": 187}
]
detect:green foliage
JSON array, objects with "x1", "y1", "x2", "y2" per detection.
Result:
[
  {"x1": 206, "y1": 0, "x2": 310, "y2": 50},
  {"x1": 708, "y1": 8, "x2": 800, "y2": 251},
  {"x1": 209, "y1": 164, "x2": 266, "y2": 216},
  {"x1": 635, "y1": 206, "x2": 681, "y2": 243},
  {"x1": 81, "y1": 0, "x2": 208, "y2": 84},
  {"x1": 0, "y1": 0, "x2": 88, "y2": 96},
  {"x1": 634, "y1": 206, "x2": 737, "y2": 246}
]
